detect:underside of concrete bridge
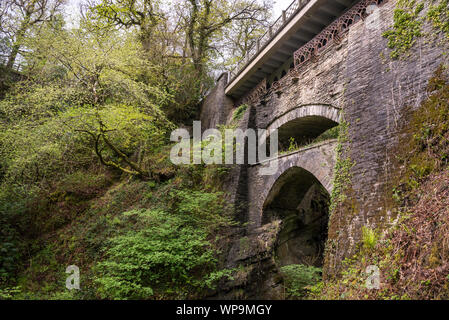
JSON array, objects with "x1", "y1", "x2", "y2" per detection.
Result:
[{"x1": 225, "y1": 0, "x2": 361, "y2": 99}]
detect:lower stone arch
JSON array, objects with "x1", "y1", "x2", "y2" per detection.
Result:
[
  {"x1": 262, "y1": 165, "x2": 331, "y2": 268},
  {"x1": 244, "y1": 139, "x2": 337, "y2": 299}
]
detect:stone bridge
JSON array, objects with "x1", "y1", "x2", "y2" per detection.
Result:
[
  {"x1": 248, "y1": 139, "x2": 338, "y2": 230},
  {"x1": 200, "y1": 0, "x2": 449, "y2": 299}
]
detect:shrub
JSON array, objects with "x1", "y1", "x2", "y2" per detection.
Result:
[
  {"x1": 94, "y1": 208, "x2": 222, "y2": 299},
  {"x1": 280, "y1": 264, "x2": 322, "y2": 299},
  {"x1": 362, "y1": 227, "x2": 378, "y2": 251}
]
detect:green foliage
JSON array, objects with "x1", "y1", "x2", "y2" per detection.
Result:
[
  {"x1": 362, "y1": 227, "x2": 378, "y2": 251},
  {"x1": 232, "y1": 104, "x2": 248, "y2": 122},
  {"x1": 0, "y1": 223, "x2": 20, "y2": 281},
  {"x1": 382, "y1": 0, "x2": 424, "y2": 59},
  {"x1": 329, "y1": 121, "x2": 353, "y2": 215},
  {"x1": 427, "y1": 0, "x2": 449, "y2": 36},
  {"x1": 287, "y1": 137, "x2": 298, "y2": 153},
  {"x1": 280, "y1": 125, "x2": 340, "y2": 154},
  {"x1": 94, "y1": 208, "x2": 219, "y2": 299},
  {"x1": 0, "y1": 82, "x2": 88, "y2": 123},
  {"x1": 383, "y1": 0, "x2": 449, "y2": 59},
  {"x1": 0, "y1": 286, "x2": 21, "y2": 300},
  {"x1": 316, "y1": 66, "x2": 449, "y2": 301},
  {"x1": 396, "y1": 65, "x2": 449, "y2": 192},
  {"x1": 169, "y1": 189, "x2": 233, "y2": 232},
  {"x1": 314, "y1": 125, "x2": 340, "y2": 143},
  {"x1": 0, "y1": 0, "x2": 270, "y2": 301},
  {"x1": 280, "y1": 264, "x2": 322, "y2": 299}
]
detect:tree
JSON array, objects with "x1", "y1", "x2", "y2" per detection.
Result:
[
  {"x1": 90, "y1": 0, "x2": 271, "y2": 77},
  {"x1": 219, "y1": 3, "x2": 271, "y2": 69},
  {"x1": 1, "y1": 18, "x2": 175, "y2": 181},
  {"x1": 0, "y1": 0, "x2": 66, "y2": 70},
  {"x1": 88, "y1": 0, "x2": 163, "y2": 51},
  {"x1": 178, "y1": 0, "x2": 270, "y2": 76}
]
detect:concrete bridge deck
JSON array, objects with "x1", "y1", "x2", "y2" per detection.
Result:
[{"x1": 226, "y1": 0, "x2": 361, "y2": 99}]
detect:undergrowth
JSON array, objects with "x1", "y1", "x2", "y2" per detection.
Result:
[{"x1": 0, "y1": 145, "x2": 236, "y2": 299}]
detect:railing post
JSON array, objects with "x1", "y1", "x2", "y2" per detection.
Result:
[
  {"x1": 282, "y1": 10, "x2": 286, "y2": 23},
  {"x1": 269, "y1": 26, "x2": 273, "y2": 37},
  {"x1": 257, "y1": 39, "x2": 260, "y2": 52},
  {"x1": 298, "y1": 0, "x2": 302, "y2": 9}
]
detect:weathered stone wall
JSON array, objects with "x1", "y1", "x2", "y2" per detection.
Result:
[
  {"x1": 254, "y1": 35, "x2": 349, "y2": 130},
  {"x1": 199, "y1": 73, "x2": 235, "y2": 132},
  {"x1": 326, "y1": 0, "x2": 449, "y2": 274}
]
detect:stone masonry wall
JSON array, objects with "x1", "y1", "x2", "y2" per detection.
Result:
[
  {"x1": 325, "y1": 0, "x2": 449, "y2": 274},
  {"x1": 199, "y1": 73, "x2": 235, "y2": 132}
]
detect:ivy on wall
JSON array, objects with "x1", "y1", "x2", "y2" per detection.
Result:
[
  {"x1": 329, "y1": 120, "x2": 353, "y2": 217},
  {"x1": 383, "y1": 0, "x2": 449, "y2": 59}
]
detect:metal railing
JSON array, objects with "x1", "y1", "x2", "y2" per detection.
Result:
[
  {"x1": 236, "y1": 0, "x2": 389, "y2": 106},
  {"x1": 228, "y1": 0, "x2": 311, "y2": 84}
]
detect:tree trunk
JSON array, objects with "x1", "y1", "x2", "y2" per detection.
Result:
[{"x1": 6, "y1": 13, "x2": 31, "y2": 70}]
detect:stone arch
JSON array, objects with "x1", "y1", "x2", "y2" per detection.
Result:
[
  {"x1": 247, "y1": 140, "x2": 336, "y2": 230},
  {"x1": 260, "y1": 142, "x2": 335, "y2": 204},
  {"x1": 267, "y1": 104, "x2": 341, "y2": 131},
  {"x1": 262, "y1": 165, "x2": 331, "y2": 267},
  {"x1": 256, "y1": 143, "x2": 336, "y2": 268},
  {"x1": 266, "y1": 104, "x2": 341, "y2": 150}
]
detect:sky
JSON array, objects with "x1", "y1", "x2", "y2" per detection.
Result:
[
  {"x1": 66, "y1": 0, "x2": 294, "y2": 26},
  {"x1": 273, "y1": 0, "x2": 296, "y2": 18}
]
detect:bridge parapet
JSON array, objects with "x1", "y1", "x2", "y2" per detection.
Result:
[{"x1": 228, "y1": 0, "x2": 310, "y2": 82}]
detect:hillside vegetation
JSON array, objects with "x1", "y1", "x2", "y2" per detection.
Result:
[{"x1": 0, "y1": 0, "x2": 270, "y2": 299}]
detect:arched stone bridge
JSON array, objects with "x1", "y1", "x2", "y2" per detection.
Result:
[
  {"x1": 199, "y1": 0, "x2": 449, "y2": 299},
  {"x1": 248, "y1": 139, "x2": 338, "y2": 230}
]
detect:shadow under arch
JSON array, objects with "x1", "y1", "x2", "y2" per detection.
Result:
[
  {"x1": 267, "y1": 104, "x2": 341, "y2": 149},
  {"x1": 262, "y1": 165, "x2": 330, "y2": 268}
]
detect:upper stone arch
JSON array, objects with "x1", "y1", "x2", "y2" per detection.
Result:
[
  {"x1": 265, "y1": 104, "x2": 341, "y2": 151},
  {"x1": 267, "y1": 104, "x2": 341, "y2": 132}
]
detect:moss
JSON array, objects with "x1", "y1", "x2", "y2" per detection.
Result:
[
  {"x1": 329, "y1": 120, "x2": 354, "y2": 216},
  {"x1": 394, "y1": 64, "x2": 449, "y2": 194},
  {"x1": 323, "y1": 119, "x2": 361, "y2": 279},
  {"x1": 315, "y1": 65, "x2": 449, "y2": 300},
  {"x1": 232, "y1": 104, "x2": 248, "y2": 122},
  {"x1": 238, "y1": 236, "x2": 250, "y2": 257}
]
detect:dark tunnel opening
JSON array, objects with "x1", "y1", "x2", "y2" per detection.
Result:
[
  {"x1": 277, "y1": 115, "x2": 338, "y2": 152},
  {"x1": 263, "y1": 167, "x2": 330, "y2": 274}
]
